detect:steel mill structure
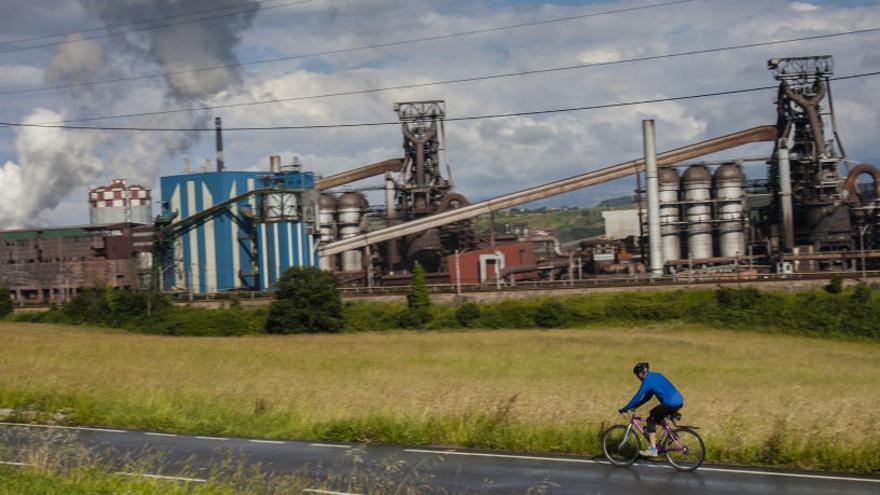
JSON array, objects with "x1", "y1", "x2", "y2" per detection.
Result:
[
  {"x1": 320, "y1": 56, "x2": 880, "y2": 284},
  {"x1": 2, "y1": 55, "x2": 879, "y2": 302}
]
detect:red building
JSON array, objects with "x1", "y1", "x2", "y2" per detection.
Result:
[{"x1": 446, "y1": 242, "x2": 535, "y2": 285}]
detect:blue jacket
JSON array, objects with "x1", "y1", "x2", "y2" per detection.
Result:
[{"x1": 622, "y1": 371, "x2": 683, "y2": 410}]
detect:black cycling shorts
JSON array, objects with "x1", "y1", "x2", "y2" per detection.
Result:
[{"x1": 646, "y1": 404, "x2": 682, "y2": 433}]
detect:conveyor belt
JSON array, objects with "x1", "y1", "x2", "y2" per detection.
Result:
[{"x1": 314, "y1": 159, "x2": 403, "y2": 191}]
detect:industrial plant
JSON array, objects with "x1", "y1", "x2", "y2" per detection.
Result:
[{"x1": 1, "y1": 55, "x2": 878, "y2": 302}]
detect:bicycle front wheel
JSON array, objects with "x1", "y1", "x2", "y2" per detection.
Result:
[
  {"x1": 663, "y1": 427, "x2": 705, "y2": 471},
  {"x1": 601, "y1": 424, "x2": 640, "y2": 466}
]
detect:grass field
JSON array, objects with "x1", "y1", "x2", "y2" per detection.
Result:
[{"x1": 0, "y1": 321, "x2": 878, "y2": 473}]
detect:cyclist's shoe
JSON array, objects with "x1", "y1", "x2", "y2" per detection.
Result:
[{"x1": 639, "y1": 447, "x2": 659, "y2": 457}]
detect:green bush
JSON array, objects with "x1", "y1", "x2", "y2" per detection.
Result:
[
  {"x1": 455, "y1": 302, "x2": 481, "y2": 328},
  {"x1": 826, "y1": 274, "x2": 844, "y2": 294},
  {"x1": 534, "y1": 299, "x2": 569, "y2": 328},
  {"x1": 343, "y1": 301, "x2": 402, "y2": 332},
  {"x1": 396, "y1": 307, "x2": 432, "y2": 329},
  {"x1": 0, "y1": 287, "x2": 12, "y2": 318},
  {"x1": 265, "y1": 267, "x2": 344, "y2": 334}
]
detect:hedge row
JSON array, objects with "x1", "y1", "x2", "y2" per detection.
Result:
[
  {"x1": 342, "y1": 285, "x2": 880, "y2": 340},
  {"x1": 7, "y1": 285, "x2": 879, "y2": 340}
]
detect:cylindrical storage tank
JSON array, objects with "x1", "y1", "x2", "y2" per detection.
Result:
[
  {"x1": 318, "y1": 194, "x2": 337, "y2": 271},
  {"x1": 658, "y1": 168, "x2": 681, "y2": 263},
  {"x1": 682, "y1": 165, "x2": 713, "y2": 260},
  {"x1": 337, "y1": 192, "x2": 363, "y2": 226},
  {"x1": 339, "y1": 225, "x2": 363, "y2": 272},
  {"x1": 337, "y1": 192, "x2": 365, "y2": 272},
  {"x1": 714, "y1": 163, "x2": 746, "y2": 258},
  {"x1": 89, "y1": 179, "x2": 152, "y2": 225}
]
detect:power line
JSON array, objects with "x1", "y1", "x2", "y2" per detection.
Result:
[
  {"x1": 30, "y1": 26, "x2": 880, "y2": 125},
  {"x1": 0, "y1": 0, "x2": 693, "y2": 95},
  {"x1": 0, "y1": 0, "x2": 285, "y2": 48},
  {"x1": 0, "y1": 0, "x2": 317, "y2": 56},
  {"x1": 2, "y1": 71, "x2": 878, "y2": 132}
]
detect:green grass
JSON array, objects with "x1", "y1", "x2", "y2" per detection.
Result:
[{"x1": 1, "y1": 322, "x2": 878, "y2": 473}]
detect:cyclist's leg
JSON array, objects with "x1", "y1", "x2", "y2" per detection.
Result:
[{"x1": 647, "y1": 404, "x2": 681, "y2": 450}]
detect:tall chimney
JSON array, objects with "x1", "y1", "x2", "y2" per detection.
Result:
[{"x1": 215, "y1": 117, "x2": 225, "y2": 172}]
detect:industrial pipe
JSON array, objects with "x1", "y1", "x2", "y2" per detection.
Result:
[
  {"x1": 314, "y1": 159, "x2": 403, "y2": 191},
  {"x1": 782, "y1": 81, "x2": 828, "y2": 157},
  {"x1": 842, "y1": 164, "x2": 880, "y2": 201},
  {"x1": 643, "y1": 120, "x2": 663, "y2": 276},
  {"x1": 778, "y1": 124, "x2": 795, "y2": 250}
]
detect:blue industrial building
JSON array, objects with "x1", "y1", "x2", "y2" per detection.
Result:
[{"x1": 159, "y1": 168, "x2": 319, "y2": 293}]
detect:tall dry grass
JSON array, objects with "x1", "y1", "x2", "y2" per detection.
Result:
[{"x1": 0, "y1": 322, "x2": 878, "y2": 472}]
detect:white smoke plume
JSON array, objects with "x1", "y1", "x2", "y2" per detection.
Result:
[
  {"x1": 0, "y1": 0, "x2": 259, "y2": 227},
  {"x1": 0, "y1": 110, "x2": 107, "y2": 228}
]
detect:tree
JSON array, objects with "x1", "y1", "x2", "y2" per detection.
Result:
[
  {"x1": 398, "y1": 262, "x2": 432, "y2": 328},
  {"x1": 265, "y1": 267, "x2": 344, "y2": 334},
  {"x1": 407, "y1": 261, "x2": 430, "y2": 310},
  {"x1": 0, "y1": 287, "x2": 12, "y2": 318}
]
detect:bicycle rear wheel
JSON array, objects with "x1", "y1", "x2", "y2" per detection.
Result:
[
  {"x1": 663, "y1": 427, "x2": 705, "y2": 471},
  {"x1": 601, "y1": 425, "x2": 640, "y2": 466}
]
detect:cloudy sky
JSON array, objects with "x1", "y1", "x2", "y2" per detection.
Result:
[{"x1": 0, "y1": 0, "x2": 879, "y2": 227}]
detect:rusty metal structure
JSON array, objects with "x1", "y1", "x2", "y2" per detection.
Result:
[
  {"x1": 759, "y1": 56, "x2": 880, "y2": 257},
  {"x1": 320, "y1": 56, "x2": 880, "y2": 282},
  {"x1": 384, "y1": 100, "x2": 476, "y2": 273}
]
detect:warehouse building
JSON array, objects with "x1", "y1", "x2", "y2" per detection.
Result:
[{"x1": 0, "y1": 223, "x2": 152, "y2": 303}]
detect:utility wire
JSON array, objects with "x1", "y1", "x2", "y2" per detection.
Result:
[
  {"x1": 0, "y1": 0, "x2": 317, "y2": 55},
  {"x1": 0, "y1": 0, "x2": 693, "y2": 95},
  {"x1": 2, "y1": 71, "x2": 878, "y2": 132},
  {"x1": 0, "y1": 0, "x2": 290, "y2": 48},
  {"x1": 28, "y1": 26, "x2": 880, "y2": 125}
]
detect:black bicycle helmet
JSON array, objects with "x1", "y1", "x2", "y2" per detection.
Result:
[{"x1": 632, "y1": 362, "x2": 650, "y2": 376}]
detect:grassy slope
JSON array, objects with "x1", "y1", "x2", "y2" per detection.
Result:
[{"x1": 0, "y1": 322, "x2": 877, "y2": 472}]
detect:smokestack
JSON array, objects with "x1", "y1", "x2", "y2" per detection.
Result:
[
  {"x1": 643, "y1": 119, "x2": 663, "y2": 277},
  {"x1": 270, "y1": 155, "x2": 281, "y2": 173},
  {"x1": 215, "y1": 117, "x2": 224, "y2": 172}
]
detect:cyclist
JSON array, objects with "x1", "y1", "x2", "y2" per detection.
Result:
[{"x1": 618, "y1": 362, "x2": 683, "y2": 458}]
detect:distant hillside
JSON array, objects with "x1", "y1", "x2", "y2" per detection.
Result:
[{"x1": 474, "y1": 205, "x2": 635, "y2": 244}]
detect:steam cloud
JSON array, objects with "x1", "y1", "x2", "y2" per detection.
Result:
[{"x1": 0, "y1": 0, "x2": 259, "y2": 227}]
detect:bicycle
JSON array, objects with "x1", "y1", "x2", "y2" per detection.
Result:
[{"x1": 601, "y1": 410, "x2": 705, "y2": 471}]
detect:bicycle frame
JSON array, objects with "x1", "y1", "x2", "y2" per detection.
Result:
[{"x1": 620, "y1": 412, "x2": 687, "y2": 455}]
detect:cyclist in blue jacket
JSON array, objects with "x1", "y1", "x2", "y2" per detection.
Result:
[{"x1": 618, "y1": 362, "x2": 683, "y2": 457}]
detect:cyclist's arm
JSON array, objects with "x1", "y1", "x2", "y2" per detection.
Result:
[{"x1": 621, "y1": 381, "x2": 652, "y2": 411}]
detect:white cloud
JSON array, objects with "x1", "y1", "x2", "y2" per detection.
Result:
[{"x1": 790, "y1": 2, "x2": 820, "y2": 13}]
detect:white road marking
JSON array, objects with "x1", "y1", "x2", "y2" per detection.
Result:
[
  {"x1": 0, "y1": 422, "x2": 124, "y2": 433},
  {"x1": 144, "y1": 432, "x2": 177, "y2": 437},
  {"x1": 404, "y1": 449, "x2": 602, "y2": 464},
  {"x1": 304, "y1": 489, "x2": 361, "y2": 495},
  {"x1": 249, "y1": 439, "x2": 285, "y2": 445},
  {"x1": 408, "y1": 449, "x2": 880, "y2": 484},
  {"x1": 195, "y1": 436, "x2": 229, "y2": 441},
  {"x1": 310, "y1": 443, "x2": 351, "y2": 449},
  {"x1": 699, "y1": 467, "x2": 880, "y2": 484},
  {"x1": 117, "y1": 472, "x2": 207, "y2": 483}
]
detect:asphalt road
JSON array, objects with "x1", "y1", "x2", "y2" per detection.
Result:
[{"x1": 1, "y1": 423, "x2": 878, "y2": 494}]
